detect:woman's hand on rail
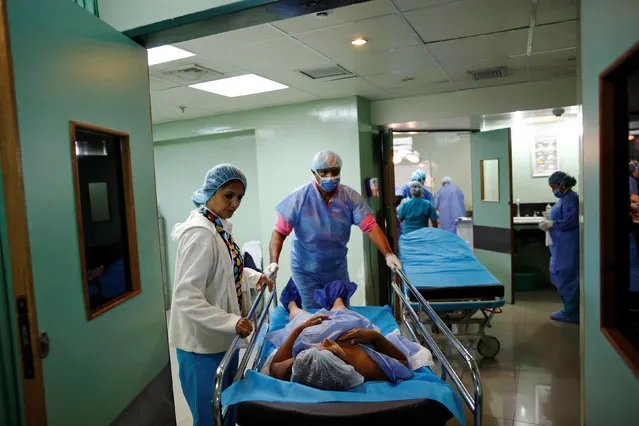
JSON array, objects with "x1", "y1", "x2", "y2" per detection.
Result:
[
  {"x1": 235, "y1": 318, "x2": 253, "y2": 338},
  {"x1": 256, "y1": 275, "x2": 274, "y2": 292},
  {"x1": 337, "y1": 328, "x2": 380, "y2": 345}
]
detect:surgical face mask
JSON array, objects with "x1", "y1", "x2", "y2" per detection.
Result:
[
  {"x1": 315, "y1": 172, "x2": 340, "y2": 192},
  {"x1": 553, "y1": 189, "x2": 563, "y2": 198}
]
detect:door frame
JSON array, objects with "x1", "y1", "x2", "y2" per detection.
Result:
[{"x1": 0, "y1": 0, "x2": 47, "y2": 423}]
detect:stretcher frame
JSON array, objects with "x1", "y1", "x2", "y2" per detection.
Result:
[
  {"x1": 213, "y1": 272, "x2": 484, "y2": 426},
  {"x1": 399, "y1": 267, "x2": 505, "y2": 360}
]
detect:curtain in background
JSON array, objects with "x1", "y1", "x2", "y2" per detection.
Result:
[{"x1": 72, "y1": 0, "x2": 99, "y2": 16}]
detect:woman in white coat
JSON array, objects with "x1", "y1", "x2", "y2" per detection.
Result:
[{"x1": 169, "y1": 164, "x2": 273, "y2": 426}]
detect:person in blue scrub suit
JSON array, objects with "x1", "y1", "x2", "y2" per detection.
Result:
[
  {"x1": 397, "y1": 182, "x2": 439, "y2": 234},
  {"x1": 538, "y1": 171, "x2": 580, "y2": 324},
  {"x1": 433, "y1": 176, "x2": 466, "y2": 234},
  {"x1": 168, "y1": 165, "x2": 273, "y2": 426},
  {"x1": 399, "y1": 170, "x2": 434, "y2": 202},
  {"x1": 629, "y1": 161, "x2": 638, "y2": 195},
  {"x1": 267, "y1": 150, "x2": 402, "y2": 308}
]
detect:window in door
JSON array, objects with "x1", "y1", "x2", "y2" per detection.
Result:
[{"x1": 70, "y1": 122, "x2": 141, "y2": 319}]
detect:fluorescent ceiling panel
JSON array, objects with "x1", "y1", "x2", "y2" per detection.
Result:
[
  {"x1": 189, "y1": 74, "x2": 288, "y2": 97},
  {"x1": 147, "y1": 45, "x2": 195, "y2": 66}
]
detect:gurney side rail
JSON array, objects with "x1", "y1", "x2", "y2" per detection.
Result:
[
  {"x1": 213, "y1": 281, "x2": 278, "y2": 426},
  {"x1": 393, "y1": 270, "x2": 483, "y2": 426}
]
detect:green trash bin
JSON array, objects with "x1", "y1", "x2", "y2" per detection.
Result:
[{"x1": 514, "y1": 266, "x2": 539, "y2": 292}]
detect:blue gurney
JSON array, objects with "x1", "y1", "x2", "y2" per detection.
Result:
[
  {"x1": 213, "y1": 273, "x2": 485, "y2": 426},
  {"x1": 399, "y1": 227, "x2": 505, "y2": 359}
]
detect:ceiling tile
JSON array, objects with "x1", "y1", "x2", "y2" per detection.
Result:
[
  {"x1": 294, "y1": 76, "x2": 387, "y2": 99},
  {"x1": 294, "y1": 14, "x2": 422, "y2": 59},
  {"x1": 536, "y1": 0, "x2": 577, "y2": 25},
  {"x1": 336, "y1": 45, "x2": 440, "y2": 76},
  {"x1": 428, "y1": 29, "x2": 528, "y2": 66},
  {"x1": 204, "y1": 37, "x2": 329, "y2": 70},
  {"x1": 271, "y1": 0, "x2": 395, "y2": 35},
  {"x1": 151, "y1": 86, "x2": 227, "y2": 107},
  {"x1": 404, "y1": 0, "x2": 530, "y2": 43},
  {"x1": 529, "y1": 48, "x2": 578, "y2": 71},
  {"x1": 532, "y1": 21, "x2": 578, "y2": 52},
  {"x1": 150, "y1": 78, "x2": 179, "y2": 91},
  {"x1": 364, "y1": 68, "x2": 448, "y2": 89},
  {"x1": 394, "y1": 0, "x2": 461, "y2": 12},
  {"x1": 175, "y1": 24, "x2": 283, "y2": 54},
  {"x1": 373, "y1": 81, "x2": 457, "y2": 100}
]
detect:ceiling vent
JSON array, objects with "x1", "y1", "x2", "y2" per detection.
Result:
[
  {"x1": 468, "y1": 66, "x2": 507, "y2": 80},
  {"x1": 298, "y1": 65, "x2": 354, "y2": 81},
  {"x1": 159, "y1": 64, "x2": 225, "y2": 85}
]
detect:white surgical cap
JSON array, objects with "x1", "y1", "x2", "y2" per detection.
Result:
[
  {"x1": 312, "y1": 150, "x2": 343, "y2": 172},
  {"x1": 291, "y1": 347, "x2": 364, "y2": 391},
  {"x1": 191, "y1": 164, "x2": 247, "y2": 207}
]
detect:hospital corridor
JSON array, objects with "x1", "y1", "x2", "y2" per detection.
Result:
[{"x1": 0, "y1": 1, "x2": 638, "y2": 426}]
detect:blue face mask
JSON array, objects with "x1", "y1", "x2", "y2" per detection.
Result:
[
  {"x1": 553, "y1": 189, "x2": 563, "y2": 198},
  {"x1": 316, "y1": 173, "x2": 341, "y2": 192}
]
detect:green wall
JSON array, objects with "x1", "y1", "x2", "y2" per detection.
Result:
[
  {"x1": 155, "y1": 130, "x2": 261, "y2": 296},
  {"x1": 581, "y1": 0, "x2": 639, "y2": 423},
  {"x1": 6, "y1": 0, "x2": 168, "y2": 424},
  {"x1": 153, "y1": 97, "x2": 379, "y2": 305}
]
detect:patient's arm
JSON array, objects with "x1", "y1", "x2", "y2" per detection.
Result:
[
  {"x1": 269, "y1": 315, "x2": 330, "y2": 380},
  {"x1": 338, "y1": 329, "x2": 408, "y2": 365}
]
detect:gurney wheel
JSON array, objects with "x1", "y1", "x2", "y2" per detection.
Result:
[{"x1": 477, "y1": 335, "x2": 500, "y2": 359}]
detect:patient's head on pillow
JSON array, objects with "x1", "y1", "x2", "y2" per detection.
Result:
[{"x1": 291, "y1": 347, "x2": 364, "y2": 391}]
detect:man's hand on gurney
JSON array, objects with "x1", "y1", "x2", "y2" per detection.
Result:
[
  {"x1": 337, "y1": 328, "x2": 379, "y2": 345},
  {"x1": 256, "y1": 274, "x2": 275, "y2": 292},
  {"x1": 235, "y1": 318, "x2": 253, "y2": 338}
]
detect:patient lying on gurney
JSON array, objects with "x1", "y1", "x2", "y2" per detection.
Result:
[{"x1": 264, "y1": 280, "x2": 433, "y2": 391}]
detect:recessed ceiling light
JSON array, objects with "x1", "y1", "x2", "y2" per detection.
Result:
[
  {"x1": 189, "y1": 74, "x2": 288, "y2": 97},
  {"x1": 147, "y1": 45, "x2": 195, "y2": 66},
  {"x1": 350, "y1": 37, "x2": 368, "y2": 46}
]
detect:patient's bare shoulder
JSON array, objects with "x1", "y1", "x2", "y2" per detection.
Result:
[{"x1": 338, "y1": 342, "x2": 388, "y2": 382}]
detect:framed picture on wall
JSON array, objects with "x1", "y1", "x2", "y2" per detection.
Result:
[{"x1": 530, "y1": 135, "x2": 560, "y2": 177}]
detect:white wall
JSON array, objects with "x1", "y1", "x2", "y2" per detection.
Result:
[
  {"x1": 371, "y1": 78, "x2": 578, "y2": 127},
  {"x1": 394, "y1": 132, "x2": 473, "y2": 210},
  {"x1": 99, "y1": 0, "x2": 241, "y2": 31},
  {"x1": 153, "y1": 97, "x2": 372, "y2": 305},
  {"x1": 154, "y1": 131, "x2": 261, "y2": 285},
  {"x1": 484, "y1": 115, "x2": 581, "y2": 204}
]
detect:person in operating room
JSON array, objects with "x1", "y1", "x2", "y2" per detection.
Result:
[{"x1": 267, "y1": 150, "x2": 402, "y2": 308}]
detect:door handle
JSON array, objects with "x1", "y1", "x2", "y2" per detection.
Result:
[{"x1": 39, "y1": 331, "x2": 50, "y2": 359}]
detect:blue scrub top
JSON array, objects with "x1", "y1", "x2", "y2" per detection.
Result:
[{"x1": 397, "y1": 198, "x2": 439, "y2": 235}]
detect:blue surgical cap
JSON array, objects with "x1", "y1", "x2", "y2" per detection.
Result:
[
  {"x1": 312, "y1": 150, "x2": 343, "y2": 172},
  {"x1": 411, "y1": 170, "x2": 426, "y2": 182},
  {"x1": 442, "y1": 176, "x2": 452, "y2": 184},
  {"x1": 548, "y1": 171, "x2": 576, "y2": 188},
  {"x1": 191, "y1": 164, "x2": 247, "y2": 207}
]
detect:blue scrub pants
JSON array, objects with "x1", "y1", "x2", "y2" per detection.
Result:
[{"x1": 176, "y1": 349, "x2": 238, "y2": 426}]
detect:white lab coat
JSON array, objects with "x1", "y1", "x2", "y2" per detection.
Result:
[{"x1": 168, "y1": 210, "x2": 262, "y2": 354}]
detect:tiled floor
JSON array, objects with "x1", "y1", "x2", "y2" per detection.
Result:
[
  {"x1": 169, "y1": 288, "x2": 580, "y2": 426},
  {"x1": 448, "y1": 288, "x2": 581, "y2": 426}
]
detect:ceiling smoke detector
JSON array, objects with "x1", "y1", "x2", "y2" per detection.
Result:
[{"x1": 468, "y1": 66, "x2": 508, "y2": 80}]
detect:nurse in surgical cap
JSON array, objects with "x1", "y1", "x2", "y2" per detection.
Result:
[
  {"x1": 267, "y1": 150, "x2": 402, "y2": 308},
  {"x1": 168, "y1": 164, "x2": 273, "y2": 426}
]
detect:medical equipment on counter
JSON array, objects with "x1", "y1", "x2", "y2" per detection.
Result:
[
  {"x1": 399, "y1": 227, "x2": 505, "y2": 360},
  {"x1": 213, "y1": 273, "x2": 484, "y2": 426}
]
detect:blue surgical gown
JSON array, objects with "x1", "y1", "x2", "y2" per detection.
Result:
[
  {"x1": 399, "y1": 183, "x2": 433, "y2": 202},
  {"x1": 276, "y1": 183, "x2": 373, "y2": 308},
  {"x1": 434, "y1": 184, "x2": 466, "y2": 234},
  {"x1": 630, "y1": 234, "x2": 639, "y2": 292},
  {"x1": 548, "y1": 191, "x2": 580, "y2": 312},
  {"x1": 397, "y1": 198, "x2": 439, "y2": 235},
  {"x1": 631, "y1": 176, "x2": 638, "y2": 196}
]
